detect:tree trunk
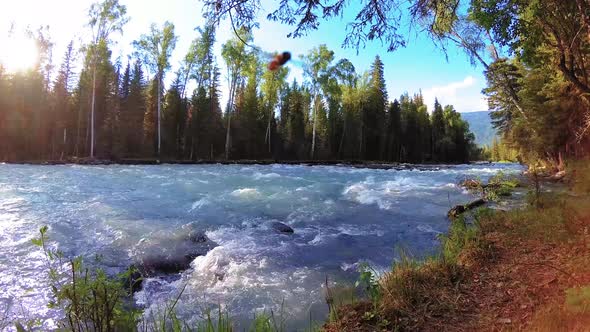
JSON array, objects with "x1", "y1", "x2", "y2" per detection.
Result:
[
  {"x1": 176, "y1": 123, "x2": 180, "y2": 158},
  {"x1": 225, "y1": 79, "x2": 236, "y2": 160},
  {"x1": 90, "y1": 64, "x2": 97, "y2": 158},
  {"x1": 75, "y1": 97, "x2": 82, "y2": 157},
  {"x1": 61, "y1": 128, "x2": 67, "y2": 160},
  {"x1": 338, "y1": 116, "x2": 346, "y2": 159},
  {"x1": 311, "y1": 95, "x2": 318, "y2": 159},
  {"x1": 157, "y1": 73, "x2": 161, "y2": 157},
  {"x1": 359, "y1": 122, "x2": 363, "y2": 159},
  {"x1": 225, "y1": 113, "x2": 231, "y2": 160},
  {"x1": 266, "y1": 107, "x2": 272, "y2": 154}
]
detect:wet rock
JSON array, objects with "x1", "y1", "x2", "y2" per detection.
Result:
[
  {"x1": 133, "y1": 228, "x2": 217, "y2": 277},
  {"x1": 448, "y1": 205, "x2": 466, "y2": 219},
  {"x1": 188, "y1": 230, "x2": 209, "y2": 243},
  {"x1": 271, "y1": 221, "x2": 294, "y2": 234},
  {"x1": 459, "y1": 178, "x2": 482, "y2": 190}
]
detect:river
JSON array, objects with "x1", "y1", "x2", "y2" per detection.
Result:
[{"x1": 0, "y1": 163, "x2": 523, "y2": 330}]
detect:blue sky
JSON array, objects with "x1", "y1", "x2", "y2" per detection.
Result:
[{"x1": 0, "y1": 0, "x2": 488, "y2": 112}]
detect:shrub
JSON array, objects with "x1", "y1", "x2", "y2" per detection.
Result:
[{"x1": 31, "y1": 226, "x2": 140, "y2": 332}]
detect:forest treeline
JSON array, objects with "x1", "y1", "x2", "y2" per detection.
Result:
[
  {"x1": 0, "y1": 1, "x2": 478, "y2": 163},
  {"x1": 207, "y1": 0, "x2": 590, "y2": 170},
  {"x1": 481, "y1": 138, "x2": 519, "y2": 162}
]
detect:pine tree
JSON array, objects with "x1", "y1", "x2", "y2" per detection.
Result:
[
  {"x1": 53, "y1": 41, "x2": 76, "y2": 159},
  {"x1": 431, "y1": 98, "x2": 445, "y2": 161},
  {"x1": 122, "y1": 60, "x2": 146, "y2": 156},
  {"x1": 385, "y1": 100, "x2": 401, "y2": 161},
  {"x1": 365, "y1": 55, "x2": 387, "y2": 160}
]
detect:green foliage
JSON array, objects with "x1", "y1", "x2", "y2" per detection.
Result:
[
  {"x1": 133, "y1": 22, "x2": 178, "y2": 76},
  {"x1": 461, "y1": 171, "x2": 520, "y2": 202},
  {"x1": 248, "y1": 314, "x2": 272, "y2": 332},
  {"x1": 482, "y1": 137, "x2": 519, "y2": 162},
  {"x1": 355, "y1": 263, "x2": 381, "y2": 305},
  {"x1": 31, "y1": 226, "x2": 141, "y2": 331},
  {"x1": 31, "y1": 227, "x2": 320, "y2": 332},
  {"x1": 439, "y1": 216, "x2": 482, "y2": 265},
  {"x1": 566, "y1": 287, "x2": 590, "y2": 314},
  {"x1": 482, "y1": 171, "x2": 520, "y2": 201}
]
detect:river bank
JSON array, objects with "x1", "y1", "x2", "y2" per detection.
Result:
[
  {"x1": 324, "y1": 162, "x2": 590, "y2": 331},
  {"x1": 5, "y1": 157, "x2": 489, "y2": 170}
]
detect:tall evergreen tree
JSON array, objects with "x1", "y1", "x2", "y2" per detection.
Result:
[
  {"x1": 431, "y1": 98, "x2": 445, "y2": 161},
  {"x1": 52, "y1": 41, "x2": 76, "y2": 159},
  {"x1": 365, "y1": 55, "x2": 387, "y2": 160}
]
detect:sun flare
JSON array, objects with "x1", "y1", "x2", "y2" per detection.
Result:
[{"x1": 0, "y1": 34, "x2": 38, "y2": 73}]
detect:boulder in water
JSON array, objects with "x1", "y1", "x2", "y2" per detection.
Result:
[
  {"x1": 188, "y1": 230, "x2": 209, "y2": 243},
  {"x1": 133, "y1": 228, "x2": 217, "y2": 277},
  {"x1": 271, "y1": 221, "x2": 294, "y2": 234}
]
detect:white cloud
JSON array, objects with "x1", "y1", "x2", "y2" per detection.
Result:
[{"x1": 422, "y1": 76, "x2": 488, "y2": 113}]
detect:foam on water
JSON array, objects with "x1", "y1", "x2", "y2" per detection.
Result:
[
  {"x1": 253, "y1": 172, "x2": 282, "y2": 180},
  {"x1": 190, "y1": 198, "x2": 210, "y2": 211},
  {"x1": 230, "y1": 188, "x2": 262, "y2": 199},
  {"x1": 0, "y1": 162, "x2": 523, "y2": 329}
]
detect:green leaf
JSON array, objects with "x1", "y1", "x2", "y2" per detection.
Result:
[{"x1": 15, "y1": 322, "x2": 26, "y2": 332}]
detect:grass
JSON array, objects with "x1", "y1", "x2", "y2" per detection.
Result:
[
  {"x1": 326, "y1": 160, "x2": 590, "y2": 331},
  {"x1": 324, "y1": 214, "x2": 486, "y2": 331}
]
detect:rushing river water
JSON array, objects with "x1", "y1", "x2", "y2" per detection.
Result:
[{"x1": 0, "y1": 163, "x2": 523, "y2": 330}]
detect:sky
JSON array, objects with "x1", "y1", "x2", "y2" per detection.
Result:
[{"x1": 0, "y1": 0, "x2": 489, "y2": 113}]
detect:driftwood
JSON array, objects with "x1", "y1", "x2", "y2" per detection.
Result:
[
  {"x1": 448, "y1": 199, "x2": 486, "y2": 219},
  {"x1": 548, "y1": 170, "x2": 567, "y2": 182}
]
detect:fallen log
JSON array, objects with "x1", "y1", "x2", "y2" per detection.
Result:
[{"x1": 448, "y1": 198, "x2": 486, "y2": 219}]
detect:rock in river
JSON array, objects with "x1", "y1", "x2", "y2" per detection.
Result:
[
  {"x1": 132, "y1": 227, "x2": 217, "y2": 277},
  {"x1": 271, "y1": 221, "x2": 294, "y2": 234}
]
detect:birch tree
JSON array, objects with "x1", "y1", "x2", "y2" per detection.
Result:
[
  {"x1": 303, "y1": 45, "x2": 334, "y2": 159},
  {"x1": 220, "y1": 29, "x2": 251, "y2": 159},
  {"x1": 87, "y1": 0, "x2": 128, "y2": 158},
  {"x1": 261, "y1": 64, "x2": 288, "y2": 154},
  {"x1": 133, "y1": 21, "x2": 177, "y2": 157}
]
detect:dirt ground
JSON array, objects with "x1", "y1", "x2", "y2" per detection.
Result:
[
  {"x1": 455, "y1": 218, "x2": 590, "y2": 331},
  {"x1": 325, "y1": 197, "x2": 590, "y2": 332}
]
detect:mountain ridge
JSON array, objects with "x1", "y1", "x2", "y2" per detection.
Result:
[{"x1": 460, "y1": 111, "x2": 497, "y2": 147}]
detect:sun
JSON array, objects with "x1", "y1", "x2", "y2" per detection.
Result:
[{"x1": 0, "y1": 34, "x2": 38, "y2": 73}]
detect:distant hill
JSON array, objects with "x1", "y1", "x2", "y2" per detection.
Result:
[{"x1": 460, "y1": 111, "x2": 497, "y2": 147}]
